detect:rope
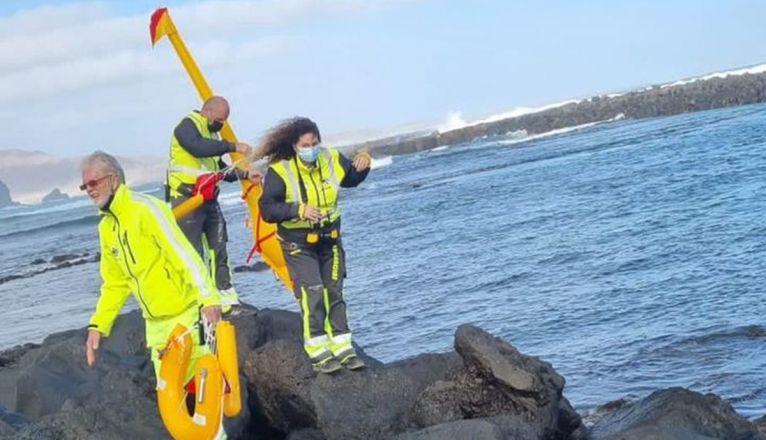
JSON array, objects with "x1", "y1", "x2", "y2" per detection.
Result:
[
  {"x1": 202, "y1": 316, "x2": 217, "y2": 354},
  {"x1": 219, "y1": 149, "x2": 263, "y2": 179},
  {"x1": 157, "y1": 324, "x2": 196, "y2": 360},
  {"x1": 191, "y1": 150, "x2": 262, "y2": 198}
]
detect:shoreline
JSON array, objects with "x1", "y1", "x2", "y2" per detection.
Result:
[
  {"x1": 0, "y1": 307, "x2": 765, "y2": 439},
  {"x1": 341, "y1": 71, "x2": 766, "y2": 158}
]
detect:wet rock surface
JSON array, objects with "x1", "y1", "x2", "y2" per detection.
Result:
[
  {"x1": 233, "y1": 261, "x2": 270, "y2": 273},
  {"x1": 0, "y1": 307, "x2": 763, "y2": 439},
  {"x1": 0, "y1": 253, "x2": 100, "y2": 286},
  {"x1": 589, "y1": 388, "x2": 760, "y2": 440}
]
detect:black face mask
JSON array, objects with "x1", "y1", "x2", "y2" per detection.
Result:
[{"x1": 208, "y1": 120, "x2": 224, "y2": 133}]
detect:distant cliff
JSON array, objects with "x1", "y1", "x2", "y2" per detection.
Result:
[
  {"x1": 0, "y1": 180, "x2": 15, "y2": 208},
  {"x1": 41, "y1": 188, "x2": 69, "y2": 203},
  {"x1": 351, "y1": 70, "x2": 766, "y2": 156}
]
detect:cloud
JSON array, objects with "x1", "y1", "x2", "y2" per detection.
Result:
[
  {"x1": 0, "y1": 2, "x2": 111, "y2": 39},
  {"x1": 0, "y1": 35, "x2": 298, "y2": 103},
  {"x1": 0, "y1": 0, "x2": 418, "y2": 157},
  {"x1": 0, "y1": 0, "x2": 401, "y2": 105}
]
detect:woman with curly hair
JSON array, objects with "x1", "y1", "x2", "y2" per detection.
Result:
[{"x1": 259, "y1": 117, "x2": 372, "y2": 373}]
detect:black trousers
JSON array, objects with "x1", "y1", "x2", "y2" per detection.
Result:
[
  {"x1": 171, "y1": 196, "x2": 233, "y2": 291},
  {"x1": 280, "y1": 235, "x2": 349, "y2": 341}
]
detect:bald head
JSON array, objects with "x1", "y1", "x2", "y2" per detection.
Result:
[
  {"x1": 201, "y1": 96, "x2": 230, "y2": 130},
  {"x1": 202, "y1": 96, "x2": 229, "y2": 113}
]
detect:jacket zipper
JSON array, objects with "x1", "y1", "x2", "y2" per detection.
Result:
[
  {"x1": 111, "y1": 214, "x2": 154, "y2": 318},
  {"x1": 317, "y1": 165, "x2": 329, "y2": 208},
  {"x1": 308, "y1": 170, "x2": 326, "y2": 209},
  {"x1": 123, "y1": 231, "x2": 137, "y2": 265}
]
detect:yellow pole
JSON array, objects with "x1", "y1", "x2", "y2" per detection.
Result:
[
  {"x1": 150, "y1": 8, "x2": 292, "y2": 290},
  {"x1": 172, "y1": 194, "x2": 205, "y2": 219},
  {"x1": 151, "y1": 8, "x2": 250, "y2": 219}
]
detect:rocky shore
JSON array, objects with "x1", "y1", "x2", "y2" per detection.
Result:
[
  {"x1": 0, "y1": 306, "x2": 763, "y2": 439},
  {"x1": 343, "y1": 70, "x2": 766, "y2": 158},
  {"x1": 0, "y1": 254, "x2": 273, "y2": 286},
  {"x1": 0, "y1": 253, "x2": 100, "y2": 286}
]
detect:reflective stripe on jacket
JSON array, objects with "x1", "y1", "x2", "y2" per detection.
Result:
[
  {"x1": 89, "y1": 185, "x2": 220, "y2": 336},
  {"x1": 168, "y1": 111, "x2": 221, "y2": 195},
  {"x1": 269, "y1": 148, "x2": 347, "y2": 229}
]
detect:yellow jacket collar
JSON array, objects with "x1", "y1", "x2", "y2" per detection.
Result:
[
  {"x1": 192, "y1": 110, "x2": 210, "y2": 125},
  {"x1": 102, "y1": 184, "x2": 130, "y2": 216}
]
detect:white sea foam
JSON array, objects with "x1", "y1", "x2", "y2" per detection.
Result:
[
  {"x1": 497, "y1": 113, "x2": 625, "y2": 146},
  {"x1": 437, "y1": 100, "x2": 580, "y2": 134},
  {"x1": 660, "y1": 63, "x2": 766, "y2": 89},
  {"x1": 371, "y1": 155, "x2": 393, "y2": 169}
]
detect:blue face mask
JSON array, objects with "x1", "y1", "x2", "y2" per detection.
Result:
[{"x1": 297, "y1": 146, "x2": 319, "y2": 162}]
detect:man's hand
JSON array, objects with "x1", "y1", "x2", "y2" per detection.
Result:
[
  {"x1": 352, "y1": 150, "x2": 372, "y2": 172},
  {"x1": 201, "y1": 305, "x2": 222, "y2": 325},
  {"x1": 85, "y1": 330, "x2": 101, "y2": 368},
  {"x1": 247, "y1": 170, "x2": 263, "y2": 184},
  {"x1": 234, "y1": 143, "x2": 253, "y2": 156},
  {"x1": 300, "y1": 204, "x2": 324, "y2": 223}
]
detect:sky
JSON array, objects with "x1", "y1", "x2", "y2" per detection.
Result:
[{"x1": 2, "y1": 0, "x2": 766, "y2": 157}]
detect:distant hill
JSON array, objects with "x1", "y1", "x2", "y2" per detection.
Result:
[
  {"x1": 41, "y1": 188, "x2": 69, "y2": 203},
  {"x1": 0, "y1": 151, "x2": 164, "y2": 204}
]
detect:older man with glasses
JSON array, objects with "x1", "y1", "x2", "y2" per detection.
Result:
[{"x1": 81, "y1": 150, "x2": 222, "y2": 388}]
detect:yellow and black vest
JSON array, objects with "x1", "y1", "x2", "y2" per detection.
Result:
[
  {"x1": 269, "y1": 148, "x2": 346, "y2": 229},
  {"x1": 167, "y1": 112, "x2": 221, "y2": 198}
]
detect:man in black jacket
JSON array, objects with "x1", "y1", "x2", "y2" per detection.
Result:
[{"x1": 167, "y1": 96, "x2": 259, "y2": 310}]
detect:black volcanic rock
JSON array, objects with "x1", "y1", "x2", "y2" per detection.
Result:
[
  {"x1": 0, "y1": 306, "x2": 585, "y2": 439},
  {"x1": 589, "y1": 387, "x2": 758, "y2": 440},
  {"x1": 41, "y1": 188, "x2": 69, "y2": 203},
  {"x1": 233, "y1": 262, "x2": 270, "y2": 272},
  {"x1": 581, "y1": 398, "x2": 631, "y2": 428},
  {"x1": 409, "y1": 324, "x2": 586, "y2": 439},
  {"x1": 243, "y1": 320, "x2": 583, "y2": 440},
  {"x1": 754, "y1": 415, "x2": 766, "y2": 436},
  {"x1": 0, "y1": 343, "x2": 38, "y2": 368},
  {"x1": 1, "y1": 306, "x2": 763, "y2": 439},
  {"x1": 0, "y1": 405, "x2": 26, "y2": 435},
  {"x1": 3, "y1": 310, "x2": 251, "y2": 440},
  {"x1": 393, "y1": 417, "x2": 540, "y2": 440},
  {"x1": 344, "y1": 72, "x2": 766, "y2": 158},
  {"x1": 49, "y1": 254, "x2": 83, "y2": 264},
  {"x1": 0, "y1": 254, "x2": 102, "y2": 287}
]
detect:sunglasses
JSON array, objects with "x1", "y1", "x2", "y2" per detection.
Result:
[{"x1": 79, "y1": 174, "x2": 112, "y2": 191}]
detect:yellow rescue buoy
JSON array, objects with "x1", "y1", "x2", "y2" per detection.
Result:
[
  {"x1": 217, "y1": 320, "x2": 241, "y2": 417},
  {"x1": 156, "y1": 321, "x2": 241, "y2": 440}
]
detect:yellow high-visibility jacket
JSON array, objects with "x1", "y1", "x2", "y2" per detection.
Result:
[
  {"x1": 266, "y1": 148, "x2": 347, "y2": 229},
  {"x1": 88, "y1": 185, "x2": 220, "y2": 336}
]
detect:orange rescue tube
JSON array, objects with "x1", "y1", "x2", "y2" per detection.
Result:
[
  {"x1": 172, "y1": 194, "x2": 205, "y2": 220},
  {"x1": 243, "y1": 182, "x2": 293, "y2": 291},
  {"x1": 216, "y1": 321, "x2": 241, "y2": 417},
  {"x1": 157, "y1": 324, "x2": 225, "y2": 440}
]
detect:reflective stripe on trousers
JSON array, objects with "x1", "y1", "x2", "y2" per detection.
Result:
[{"x1": 281, "y1": 238, "x2": 355, "y2": 362}]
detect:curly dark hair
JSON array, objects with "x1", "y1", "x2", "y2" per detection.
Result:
[{"x1": 260, "y1": 117, "x2": 322, "y2": 163}]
